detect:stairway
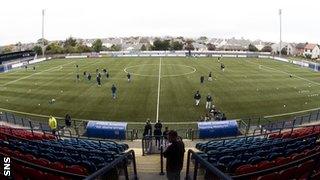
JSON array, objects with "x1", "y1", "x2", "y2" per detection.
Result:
[{"x1": 125, "y1": 139, "x2": 201, "y2": 180}]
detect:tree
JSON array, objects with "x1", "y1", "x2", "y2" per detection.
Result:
[
  {"x1": 185, "y1": 39, "x2": 194, "y2": 51},
  {"x1": 33, "y1": 45, "x2": 43, "y2": 55},
  {"x1": 140, "y1": 44, "x2": 147, "y2": 51},
  {"x1": 45, "y1": 43, "x2": 64, "y2": 54},
  {"x1": 92, "y1": 39, "x2": 103, "y2": 52},
  {"x1": 37, "y1": 38, "x2": 49, "y2": 46},
  {"x1": 198, "y1": 36, "x2": 208, "y2": 42},
  {"x1": 2, "y1": 46, "x2": 14, "y2": 53},
  {"x1": 170, "y1": 41, "x2": 183, "y2": 50},
  {"x1": 110, "y1": 44, "x2": 121, "y2": 51},
  {"x1": 207, "y1": 43, "x2": 216, "y2": 51},
  {"x1": 248, "y1": 44, "x2": 259, "y2": 52},
  {"x1": 281, "y1": 47, "x2": 287, "y2": 56},
  {"x1": 64, "y1": 37, "x2": 77, "y2": 48},
  {"x1": 261, "y1": 45, "x2": 272, "y2": 52},
  {"x1": 151, "y1": 39, "x2": 170, "y2": 50},
  {"x1": 76, "y1": 43, "x2": 92, "y2": 53}
]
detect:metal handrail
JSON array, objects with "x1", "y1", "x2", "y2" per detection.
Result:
[
  {"x1": 84, "y1": 149, "x2": 138, "y2": 180},
  {"x1": 141, "y1": 135, "x2": 165, "y2": 156},
  {"x1": 185, "y1": 149, "x2": 232, "y2": 180}
]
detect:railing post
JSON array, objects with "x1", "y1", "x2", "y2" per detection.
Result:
[
  {"x1": 12, "y1": 114, "x2": 16, "y2": 124},
  {"x1": 5, "y1": 112, "x2": 9, "y2": 123},
  {"x1": 29, "y1": 121, "x2": 34, "y2": 136},
  {"x1": 316, "y1": 110, "x2": 320, "y2": 120},
  {"x1": 21, "y1": 118, "x2": 25, "y2": 127},
  {"x1": 142, "y1": 137, "x2": 145, "y2": 156},
  {"x1": 131, "y1": 151, "x2": 138, "y2": 180},
  {"x1": 185, "y1": 150, "x2": 191, "y2": 180},
  {"x1": 123, "y1": 159, "x2": 129, "y2": 180},
  {"x1": 39, "y1": 123, "x2": 43, "y2": 132},
  {"x1": 193, "y1": 160, "x2": 199, "y2": 180},
  {"x1": 159, "y1": 146, "x2": 164, "y2": 175},
  {"x1": 308, "y1": 113, "x2": 312, "y2": 123},
  {"x1": 191, "y1": 130, "x2": 194, "y2": 141}
]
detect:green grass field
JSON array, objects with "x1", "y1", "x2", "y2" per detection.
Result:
[{"x1": 0, "y1": 57, "x2": 319, "y2": 125}]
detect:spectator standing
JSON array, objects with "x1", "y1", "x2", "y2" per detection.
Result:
[
  {"x1": 154, "y1": 121, "x2": 163, "y2": 147},
  {"x1": 65, "y1": 114, "x2": 72, "y2": 127},
  {"x1": 48, "y1": 116, "x2": 57, "y2": 135},
  {"x1": 163, "y1": 130, "x2": 185, "y2": 180},
  {"x1": 162, "y1": 127, "x2": 169, "y2": 146},
  {"x1": 143, "y1": 119, "x2": 152, "y2": 137},
  {"x1": 143, "y1": 119, "x2": 152, "y2": 154}
]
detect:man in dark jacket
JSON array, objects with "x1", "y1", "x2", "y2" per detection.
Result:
[
  {"x1": 194, "y1": 90, "x2": 201, "y2": 106},
  {"x1": 65, "y1": 114, "x2": 71, "y2": 127},
  {"x1": 163, "y1": 130, "x2": 185, "y2": 180},
  {"x1": 143, "y1": 120, "x2": 152, "y2": 136},
  {"x1": 154, "y1": 120, "x2": 163, "y2": 147}
]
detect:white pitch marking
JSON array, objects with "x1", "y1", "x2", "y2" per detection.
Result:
[
  {"x1": 248, "y1": 60, "x2": 320, "y2": 86},
  {"x1": 1, "y1": 61, "x2": 74, "y2": 87},
  {"x1": 264, "y1": 107, "x2": 320, "y2": 118},
  {"x1": 123, "y1": 64, "x2": 196, "y2": 77},
  {"x1": 156, "y1": 58, "x2": 162, "y2": 123}
]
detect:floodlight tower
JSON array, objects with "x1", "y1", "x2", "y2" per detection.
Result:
[
  {"x1": 279, "y1": 9, "x2": 282, "y2": 57},
  {"x1": 42, "y1": 9, "x2": 45, "y2": 57}
]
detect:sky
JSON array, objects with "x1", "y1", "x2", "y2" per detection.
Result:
[{"x1": 0, "y1": 0, "x2": 319, "y2": 46}]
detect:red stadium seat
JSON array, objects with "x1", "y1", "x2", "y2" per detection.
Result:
[
  {"x1": 23, "y1": 154, "x2": 36, "y2": 162},
  {"x1": 290, "y1": 153, "x2": 305, "y2": 161},
  {"x1": 311, "y1": 171, "x2": 320, "y2": 180},
  {"x1": 273, "y1": 157, "x2": 291, "y2": 166},
  {"x1": 24, "y1": 167, "x2": 46, "y2": 179},
  {"x1": 296, "y1": 160, "x2": 315, "y2": 179},
  {"x1": 65, "y1": 165, "x2": 88, "y2": 175},
  {"x1": 279, "y1": 166, "x2": 298, "y2": 179},
  {"x1": 256, "y1": 161, "x2": 274, "y2": 170},
  {"x1": 49, "y1": 162, "x2": 65, "y2": 171},
  {"x1": 257, "y1": 172, "x2": 279, "y2": 180},
  {"x1": 34, "y1": 158, "x2": 51, "y2": 166},
  {"x1": 235, "y1": 164, "x2": 257, "y2": 175}
]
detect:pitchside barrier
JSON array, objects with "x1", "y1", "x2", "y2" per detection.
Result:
[
  {"x1": 1, "y1": 108, "x2": 319, "y2": 142},
  {"x1": 272, "y1": 57, "x2": 320, "y2": 72}
]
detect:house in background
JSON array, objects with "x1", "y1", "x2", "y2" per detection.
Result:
[
  {"x1": 286, "y1": 43, "x2": 297, "y2": 56},
  {"x1": 304, "y1": 43, "x2": 320, "y2": 59},
  {"x1": 295, "y1": 43, "x2": 306, "y2": 56}
]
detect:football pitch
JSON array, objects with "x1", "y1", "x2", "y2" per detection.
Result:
[{"x1": 0, "y1": 57, "x2": 319, "y2": 126}]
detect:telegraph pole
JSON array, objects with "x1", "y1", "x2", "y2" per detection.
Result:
[
  {"x1": 279, "y1": 9, "x2": 282, "y2": 57},
  {"x1": 42, "y1": 9, "x2": 45, "y2": 56}
]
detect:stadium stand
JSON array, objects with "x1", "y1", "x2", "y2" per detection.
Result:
[
  {"x1": 186, "y1": 124, "x2": 320, "y2": 179},
  {"x1": 0, "y1": 123, "x2": 136, "y2": 179}
]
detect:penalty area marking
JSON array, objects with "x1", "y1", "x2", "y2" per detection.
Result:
[
  {"x1": 0, "y1": 61, "x2": 74, "y2": 87},
  {"x1": 264, "y1": 107, "x2": 320, "y2": 118},
  {"x1": 123, "y1": 64, "x2": 197, "y2": 77},
  {"x1": 249, "y1": 60, "x2": 320, "y2": 86}
]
